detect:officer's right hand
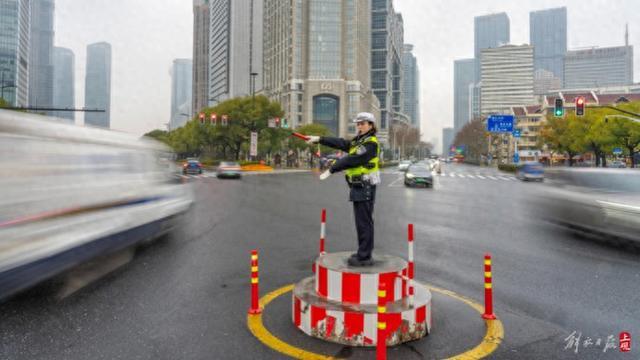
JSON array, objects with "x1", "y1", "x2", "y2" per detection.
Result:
[{"x1": 305, "y1": 135, "x2": 320, "y2": 145}]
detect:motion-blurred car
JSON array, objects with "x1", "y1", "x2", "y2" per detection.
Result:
[
  {"x1": 516, "y1": 161, "x2": 544, "y2": 181},
  {"x1": 404, "y1": 164, "x2": 433, "y2": 188},
  {"x1": 217, "y1": 161, "x2": 242, "y2": 179},
  {"x1": 398, "y1": 160, "x2": 412, "y2": 172},
  {"x1": 608, "y1": 161, "x2": 626, "y2": 168},
  {"x1": 183, "y1": 158, "x2": 203, "y2": 175},
  {"x1": 535, "y1": 168, "x2": 640, "y2": 243}
]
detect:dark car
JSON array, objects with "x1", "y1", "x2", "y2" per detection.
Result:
[
  {"x1": 183, "y1": 158, "x2": 202, "y2": 175},
  {"x1": 534, "y1": 168, "x2": 640, "y2": 243},
  {"x1": 217, "y1": 161, "x2": 242, "y2": 179},
  {"x1": 404, "y1": 164, "x2": 433, "y2": 188},
  {"x1": 516, "y1": 161, "x2": 544, "y2": 181}
]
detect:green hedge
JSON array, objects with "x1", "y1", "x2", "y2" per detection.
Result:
[{"x1": 498, "y1": 164, "x2": 518, "y2": 173}]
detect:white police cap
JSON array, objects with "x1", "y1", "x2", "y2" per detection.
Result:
[{"x1": 353, "y1": 112, "x2": 375, "y2": 123}]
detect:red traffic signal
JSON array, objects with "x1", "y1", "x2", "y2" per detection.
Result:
[
  {"x1": 199, "y1": 112, "x2": 205, "y2": 124},
  {"x1": 221, "y1": 114, "x2": 228, "y2": 126},
  {"x1": 575, "y1": 97, "x2": 585, "y2": 116},
  {"x1": 210, "y1": 113, "x2": 217, "y2": 125},
  {"x1": 275, "y1": 117, "x2": 280, "y2": 127}
]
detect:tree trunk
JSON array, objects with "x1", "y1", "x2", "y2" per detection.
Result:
[
  {"x1": 600, "y1": 152, "x2": 607, "y2": 168},
  {"x1": 627, "y1": 146, "x2": 637, "y2": 167}
]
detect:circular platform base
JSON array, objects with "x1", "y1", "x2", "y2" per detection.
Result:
[{"x1": 292, "y1": 276, "x2": 432, "y2": 347}]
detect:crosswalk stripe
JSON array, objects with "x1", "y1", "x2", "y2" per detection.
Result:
[
  {"x1": 476, "y1": 175, "x2": 486, "y2": 179},
  {"x1": 487, "y1": 176, "x2": 498, "y2": 180},
  {"x1": 457, "y1": 174, "x2": 466, "y2": 178},
  {"x1": 466, "y1": 174, "x2": 476, "y2": 179}
]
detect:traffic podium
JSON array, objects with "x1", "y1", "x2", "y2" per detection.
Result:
[{"x1": 292, "y1": 252, "x2": 432, "y2": 346}]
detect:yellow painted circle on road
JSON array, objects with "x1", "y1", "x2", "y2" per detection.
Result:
[{"x1": 246, "y1": 283, "x2": 504, "y2": 359}]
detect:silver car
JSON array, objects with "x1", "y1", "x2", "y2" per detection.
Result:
[{"x1": 535, "y1": 168, "x2": 640, "y2": 243}]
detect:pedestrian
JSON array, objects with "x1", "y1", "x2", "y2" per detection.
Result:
[{"x1": 305, "y1": 112, "x2": 381, "y2": 266}]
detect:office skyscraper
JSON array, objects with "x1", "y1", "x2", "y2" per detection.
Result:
[
  {"x1": 170, "y1": 59, "x2": 193, "y2": 130},
  {"x1": 0, "y1": 0, "x2": 30, "y2": 107},
  {"x1": 442, "y1": 127, "x2": 454, "y2": 157},
  {"x1": 371, "y1": 0, "x2": 405, "y2": 143},
  {"x1": 28, "y1": 0, "x2": 55, "y2": 109},
  {"x1": 84, "y1": 42, "x2": 112, "y2": 128},
  {"x1": 564, "y1": 46, "x2": 634, "y2": 89},
  {"x1": 52, "y1": 47, "x2": 75, "y2": 122},
  {"x1": 402, "y1": 44, "x2": 420, "y2": 129},
  {"x1": 453, "y1": 58, "x2": 474, "y2": 134},
  {"x1": 474, "y1": 13, "x2": 510, "y2": 84},
  {"x1": 263, "y1": 0, "x2": 379, "y2": 137},
  {"x1": 481, "y1": 45, "x2": 534, "y2": 115},
  {"x1": 530, "y1": 7, "x2": 566, "y2": 93},
  {"x1": 208, "y1": 0, "x2": 263, "y2": 105},
  {"x1": 192, "y1": 0, "x2": 209, "y2": 113}
]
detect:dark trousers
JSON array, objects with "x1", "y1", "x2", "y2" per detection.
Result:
[{"x1": 353, "y1": 200, "x2": 375, "y2": 260}]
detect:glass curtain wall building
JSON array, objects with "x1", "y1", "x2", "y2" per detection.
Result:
[
  {"x1": 0, "y1": 0, "x2": 30, "y2": 107},
  {"x1": 84, "y1": 42, "x2": 112, "y2": 128},
  {"x1": 208, "y1": 0, "x2": 263, "y2": 105},
  {"x1": 402, "y1": 44, "x2": 419, "y2": 130},
  {"x1": 170, "y1": 59, "x2": 193, "y2": 130},
  {"x1": 28, "y1": 0, "x2": 54, "y2": 109},
  {"x1": 263, "y1": 0, "x2": 379, "y2": 138},
  {"x1": 52, "y1": 46, "x2": 75, "y2": 122},
  {"x1": 530, "y1": 7, "x2": 566, "y2": 94},
  {"x1": 453, "y1": 58, "x2": 474, "y2": 134},
  {"x1": 192, "y1": 0, "x2": 209, "y2": 114}
]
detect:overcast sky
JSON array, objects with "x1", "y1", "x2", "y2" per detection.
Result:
[{"x1": 55, "y1": 0, "x2": 639, "y2": 151}]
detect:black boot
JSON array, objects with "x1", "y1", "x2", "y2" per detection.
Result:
[{"x1": 348, "y1": 256, "x2": 374, "y2": 267}]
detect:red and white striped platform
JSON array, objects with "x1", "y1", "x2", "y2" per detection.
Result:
[{"x1": 292, "y1": 252, "x2": 432, "y2": 346}]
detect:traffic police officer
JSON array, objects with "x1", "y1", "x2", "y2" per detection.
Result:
[{"x1": 306, "y1": 112, "x2": 381, "y2": 266}]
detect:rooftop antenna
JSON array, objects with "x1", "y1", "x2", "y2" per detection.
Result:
[{"x1": 625, "y1": 23, "x2": 629, "y2": 47}]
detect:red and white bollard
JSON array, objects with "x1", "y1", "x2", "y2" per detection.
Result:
[
  {"x1": 248, "y1": 249, "x2": 262, "y2": 315},
  {"x1": 320, "y1": 208, "x2": 326, "y2": 255},
  {"x1": 408, "y1": 223, "x2": 415, "y2": 308},
  {"x1": 482, "y1": 253, "x2": 496, "y2": 320},
  {"x1": 376, "y1": 282, "x2": 387, "y2": 360}
]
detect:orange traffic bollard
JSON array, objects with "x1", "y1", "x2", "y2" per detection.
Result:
[
  {"x1": 248, "y1": 249, "x2": 262, "y2": 315},
  {"x1": 482, "y1": 253, "x2": 496, "y2": 320},
  {"x1": 376, "y1": 282, "x2": 387, "y2": 360}
]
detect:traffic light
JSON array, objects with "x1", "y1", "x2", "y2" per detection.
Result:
[
  {"x1": 199, "y1": 113, "x2": 205, "y2": 125},
  {"x1": 554, "y1": 98, "x2": 564, "y2": 117},
  {"x1": 210, "y1": 113, "x2": 217, "y2": 126},
  {"x1": 275, "y1": 117, "x2": 280, "y2": 128},
  {"x1": 575, "y1": 96, "x2": 585, "y2": 116},
  {"x1": 221, "y1": 114, "x2": 228, "y2": 126},
  {"x1": 282, "y1": 118, "x2": 288, "y2": 129}
]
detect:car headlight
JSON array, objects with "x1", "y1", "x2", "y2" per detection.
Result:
[{"x1": 406, "y1": 173, "x2": 415, "y2": 179}]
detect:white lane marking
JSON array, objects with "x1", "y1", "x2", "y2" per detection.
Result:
[
  {"x1": 457, "y1": 174, "x2": 466, "y2": 178},
  {"x1": 476, "y1": 175, "x2": 486, "y2": 179},
  {"x1": 388, "y1": 176, "x2": 405, "y2": 187},
  {"x1": 466, "y1": 174, "x2": 476, "y2": 179},
  {"x1": 487, "y1": 176, "x2": 498, "y2": 180},
  {"x1": 498, "y1": 176, "x2": 511, "y2": 181},
  {"x1": 449, "y1": 172, "x2": 455, "y2": 177}
]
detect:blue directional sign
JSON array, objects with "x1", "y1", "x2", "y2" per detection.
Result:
[
  {"x1": 613, "y1": 147, "x2": 623, "y2": 155},
  {"x1": 513, "y1": 153, "x2": 520, "y2": 164},
  {"x1": 487, "y1": 115, "x2": 515, "y2": 133},
  {"x1": 513, "y1": 129, "x2": 521, "y2": 138}
]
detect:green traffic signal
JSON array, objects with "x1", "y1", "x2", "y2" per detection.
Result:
[{"x1": 554, "y1": 98, "x2": 564, "y2": 117}]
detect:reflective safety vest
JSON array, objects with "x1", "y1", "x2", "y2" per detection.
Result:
[{"x1": 345, "y1": 134, "x2": 380, "y2": 183}]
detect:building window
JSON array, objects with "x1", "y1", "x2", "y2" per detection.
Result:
[{"x1": 313, "y1": 94, "x2": 340, "y2": 136}]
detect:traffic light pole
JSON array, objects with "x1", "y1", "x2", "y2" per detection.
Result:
[{"x1": 593, "y1": 105, "x2": 640, "y2": 118}]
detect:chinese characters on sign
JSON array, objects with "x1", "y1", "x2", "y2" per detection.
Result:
[
  {"x1": 564, "y1": 331, "x2": 631, "y2": 354},
  {"x1": 487, "y1": 115, "x2": 515, "y2": 133}
]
